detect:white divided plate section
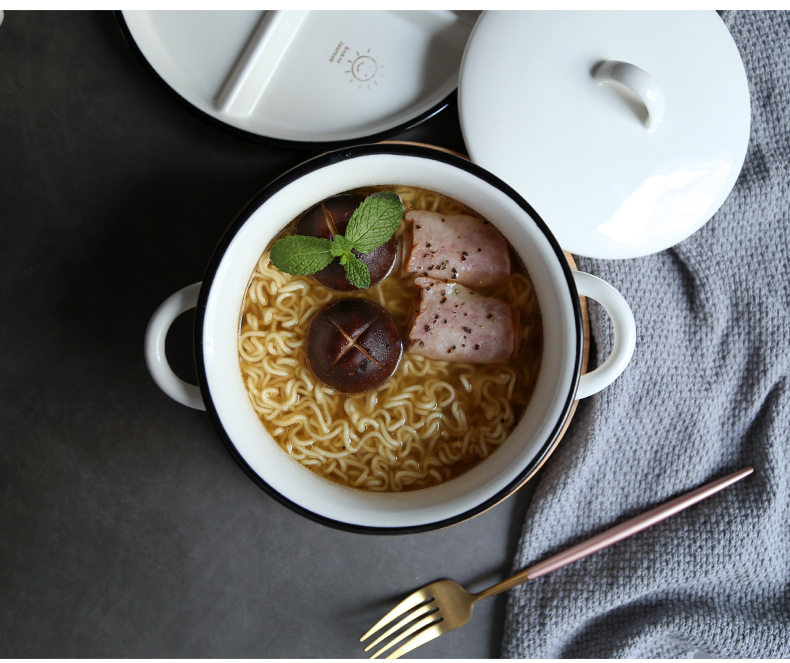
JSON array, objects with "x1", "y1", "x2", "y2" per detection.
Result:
[{"x1": 122, "y1": 10, "x2": 479, "y2": 143}]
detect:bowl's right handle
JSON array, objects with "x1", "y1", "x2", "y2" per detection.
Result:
[
  {"x1": 572, "y1": 271, "x2": 636, "y2": 399},
  {"x1": 144, "y1": 282, "x2": 206, "y2": 411}
]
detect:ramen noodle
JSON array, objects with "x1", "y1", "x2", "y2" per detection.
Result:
[{"x1": 238, "y1": 186, "x2": 543, "y2": 492}]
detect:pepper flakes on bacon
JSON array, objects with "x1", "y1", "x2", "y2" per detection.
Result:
[
  {"x1": 407, "y1": 277, "x2": 515, "y2": 364},
  {"x1": 405, "y1": 210, "x2": 511, "y2": 288}
]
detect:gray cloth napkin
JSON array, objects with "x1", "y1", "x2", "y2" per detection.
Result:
[{"x1": 502, "y1": 11, "x2": 790, "y2": 659}]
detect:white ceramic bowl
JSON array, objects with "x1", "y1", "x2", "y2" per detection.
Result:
[{"x1": 145, "y1": 144, "x2": 635, "y2": 533}]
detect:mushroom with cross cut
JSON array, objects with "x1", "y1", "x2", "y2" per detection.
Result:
[
  {"x1": 295, "y1": 194, "x2": 397, "y2": 292},
  {"x1": 305, "y1": 298, "x2": 403, "y2": 393}
]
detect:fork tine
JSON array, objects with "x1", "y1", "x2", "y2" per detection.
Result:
[
  {"x1": 363, "y1": 602, "x2": 436, "y2": 652},
  {"x1": 360, "y1": 589, "x2": 431, "y2": 642},
  {"x1": 368, "y1": 613, "x2": 441, "y2": 660},
  {"x1": 385, "y1": 622, "x2": 445, "y2": 660}
]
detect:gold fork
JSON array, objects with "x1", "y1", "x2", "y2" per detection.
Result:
[{"x1": 361, "y1": 466, "x2": 753, "y2": 659}]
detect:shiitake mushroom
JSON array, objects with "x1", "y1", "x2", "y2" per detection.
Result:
[
  {"x1": 306, "y1": 298, "x2": 403, "y2": 394},
  {"x1": 295, "y1": 194, "x2": 397, "y2": 291}
]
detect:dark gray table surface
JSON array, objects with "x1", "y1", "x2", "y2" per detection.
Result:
[{"x1": 0, "y1": 11, "x2": 546, "y2": 658}]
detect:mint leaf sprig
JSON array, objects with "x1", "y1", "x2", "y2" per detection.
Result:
[{"x1": 269, "y1": 191, "x2": 403, "y2": 290}]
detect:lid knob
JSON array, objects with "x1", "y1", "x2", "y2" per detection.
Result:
[{"x1": 593, "y1": 60, "x2": 665, "y2": 132}]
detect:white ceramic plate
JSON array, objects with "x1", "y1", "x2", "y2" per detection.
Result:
[{"x1": 121, "y1": 10, "x2": 478, "y2": 145}]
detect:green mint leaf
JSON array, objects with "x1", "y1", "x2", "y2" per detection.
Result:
[
  {"x1": 269, "y1": 235, "x2": 333, "y2": 275},
  {"x1": 344, "y1": 191, "x2": 403, "y2": 254},
  {"x1": 340, "y1": 253, "x2": 371, "y2": 289},
  {"x1": 330, "y1": 234, "x2": 354, "y2": 258}
]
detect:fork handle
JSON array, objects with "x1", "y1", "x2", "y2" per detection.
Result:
[{"x1": 473, "y1": 467, "x2": 753, "y2": 601}]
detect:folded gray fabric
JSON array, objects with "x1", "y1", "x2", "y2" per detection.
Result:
[{"x1": 502, "y1": 11, "x2": 790, "y2": 659}]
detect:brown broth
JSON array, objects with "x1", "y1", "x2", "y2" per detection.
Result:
[{"x1": 238, "y1": 186, "x2": 543, "y2": 492}]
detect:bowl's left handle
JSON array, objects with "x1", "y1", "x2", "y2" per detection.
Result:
[{"x1": 144, "y1": 282, "x2": 206, "y2": 411}]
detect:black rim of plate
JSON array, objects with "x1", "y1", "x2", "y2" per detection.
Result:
[
  {"x1": 114, "y1": 11, "x2": 456, "y2": 152},
  {"x1": 193, "y1": 143, "x2": 583, "y2": 535}
]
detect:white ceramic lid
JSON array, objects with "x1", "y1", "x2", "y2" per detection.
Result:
[
  {"x1": 121, "y1": 10, "x2": 478, "y2": 145},
  {"x1": 459, "y1": 11, "x2": 751, "y2": 259}
]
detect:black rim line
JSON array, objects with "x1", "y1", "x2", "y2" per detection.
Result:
[
  {"x1": 193, "y1": 143, "x2": 583, "y2": 535},
  {"x1": 114, "y1": 11, "x2": 456, "y2": 152}
]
